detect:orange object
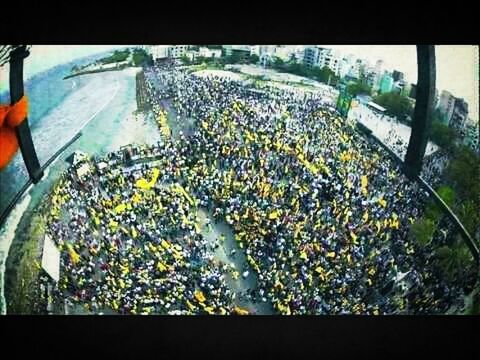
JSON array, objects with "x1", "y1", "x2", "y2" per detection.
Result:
[{"x1": 0, "y1": 96, "x2": 28, "y2": 169}]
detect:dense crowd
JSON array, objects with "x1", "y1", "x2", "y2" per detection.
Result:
[
  {"x1": 46, "y1": 156, "x2": 237, "y2": 315},
  {"x1": 42, "y1": 65, "x2": 476, "y2": 314}
]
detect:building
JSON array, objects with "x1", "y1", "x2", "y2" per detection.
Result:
[
  {"x1": 409, "y1": 84, "x2": 417, "y2": 99},
  {"x1": 250, "y1": 45, "x2": 261, "y2": 57},
  {"x1": 303, "y1": 46, "x2": 322, "y2": 67},
  {"x1": 437, "y1": 90, "x2": 456, "y2": 125},
  {"x1": 198, "y1": 47, "x2": 221, "y2": 58},
  {"x1": 259, "y1": 45, "x2": 275, "y2": 56},
  {"x1": 450, "y1": 98, "x2": 469, "y2": 132},
  {"x1": 392, "y1": 70, "x2": 404, "y2": 82},
  {"x1": 319, "y1": 49, "x2": 340, "y2": 75},
  {"x1": 303, "y1": 46, "x2": 340, "y2": 74},
  {"x1": 292, "y1": 46, "x2": 305, "y2": 62},
  {"x1": 223, "y1": 45, "x2": 251, "y2": 60},
  {"x1": 149, "y1": 45, "x2": 169, "y2": 60},
  {"x1": 392, "y1": 80, "x2": 407, "y2": 95},
  {"x1": 379, "y1": 72, "x2": 394, "y2": 94},
  {"x1": 375, "y1": 60, "x2": 384, "y2": 75},
  {"x1": 338, "y1": 58, "x2": 351, "y2": 79},
  {"x1": 273, "y1": 46, "x2": 296, "y2": 62},
  {"x1": 365, "y1": 71, "x2": 377, "y2": 89},
  {"x1": 168, "y1": 45, "x2": 188, "y2": 58},
  {"x1": 463, "y1": 123, "x2": 479, "y2": 151}
]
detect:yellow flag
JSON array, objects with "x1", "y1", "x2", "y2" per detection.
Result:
[
  {"x1": 67, "y1": 243, "x2": 80, "y2": 265},
  {"x1": 362, "y1": 211, "x2": 369, "y2": 223},
  {"x1": 326, "y1": 251, "x2": 336, "y2": 259},
  {"x1": 194, "y1": 290, "x2": 206, "y2": 303},
  {"x1": 268, "y1": 209, "x2": 281, "y2": 220},
  {"x1": 157, "y1": 262, "x2": 167, "y2": 272},
  {"x1": 234, "y1": 306, "x2": 250, "y2": 315},
  {"x1": 378, "y1": 197, "x2": 387, "y2": 208},
  {"x1": 186, "y1": 300, "x2": 196, "y2": 311},
  {"x1": 350, "y1": 231, "x2": 358, "y2": 245},
  {"x1": 161, "y1": 239, "x2": 171, "y2": 249}
]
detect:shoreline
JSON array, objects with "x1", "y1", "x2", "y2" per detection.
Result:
[{"x1": 63, "y1": 65, "x2": 129, "y2": 80}]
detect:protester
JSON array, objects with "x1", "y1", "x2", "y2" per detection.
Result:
[{"x1": 42, "y1": 65, "x2": 474, "y2": 315}]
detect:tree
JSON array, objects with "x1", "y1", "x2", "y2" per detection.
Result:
[
  {"x1": 410, "y1": 217, "x2": 436, "y2": 246},
  {"x1": 180, "y1": 55, "x2": 191, "y2": 65},
  {"x1": 429, "y1": 121, "x2": 458, "y2": 150},
  {"x1": 446, "y1": 145, "x2": 480, "y2": 201},
  {"x1": 248, "y1": 54, "x2": 259, "y2": 64},
  {"x1": 435, "y1": 240, "x2": 473, "y2": 281},
  {"x1": 373, "y1": 92, "x2": 413, "y2": 120},
  {"x1": 424, "y1": 185, "x2": 456, "y2": 221},
  {"x1": 273, "y1": 56, "x2": 285, "y2": 69},
  {"x1": 346, "y1": 81, "x2": 372, "y2": 97}
]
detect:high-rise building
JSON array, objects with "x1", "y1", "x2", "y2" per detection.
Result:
[
  {"x1": 450, "y1": 98, "x2": 469, "y2": 131},
  {"x1": 409, "y1": 84, "x2": 417, "y2": 99},
  {"x1": 273, "y1": 46, "x2": 296, "y2": 61},
  {"x1": 149, "y1": 45, "x2": 169, "y2": 60},
  {"x1": 379, "y1": 72, "x2": 394, "y2": 94},
  {"x1": 375, "y1": 60, "x2": 383, "y2": 73},
  {"x1": 303, "y1": 46, "x2": 323, "y2": 67},
  {"x1": 366, "y1": 71, "x2": 377, "y2": 89},
  {"x1": 168, "y1": 45, "x2": 188, "y2": 58},
  {"x1": 392, "y1": 70, "x2": 404, "y2": 82},
  {"x1": 302, "y1": 46, "x2": 341, "y2": 75},
  {"x1": 438, "y1": 90, "x2": 456, "y2": 124},
  {"x1": 338, "y1": 58, "x2": 351, "y2": 78}
]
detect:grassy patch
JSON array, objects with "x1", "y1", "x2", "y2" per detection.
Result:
[{"x1": 6, "y1": 213, "x2": 46, "y2": 314}]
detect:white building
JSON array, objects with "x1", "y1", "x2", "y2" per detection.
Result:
[
  {"x1": 438, "y1": 90, "x2": 456, "y2": 125},
  {"x1": 250, "y1": 45, "x2": 261, "y2": 56},
  {"x1": 149, "y1": 45, "x2": 169, "y2": 60},
  {"x1": 273, "y1": 45, "x2": 296, "y2": 62},
  {"x1": 168, "y1": 45, "x2": 188, "y2": 58},
  {"x1": 303, "y1": 46, "x2": 340, "y2": 75},
  {"x1": 223, "y1": 45, "x2": 251, "y2": 57},
  {"x1": 198, "y1": 47, "x2": 221, "y2": 58}
]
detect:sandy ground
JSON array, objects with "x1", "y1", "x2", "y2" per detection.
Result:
[{"x1": 192, "y1": 69, "x2": 243, "y2": 82}]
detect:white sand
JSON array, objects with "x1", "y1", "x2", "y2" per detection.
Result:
[{"x1": 192, "y1": 69, "x2": 243, "y2": 81}]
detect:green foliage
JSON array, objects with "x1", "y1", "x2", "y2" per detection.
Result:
[
  {"x1": 373, "y1": 92, "x2": 413, "y2": 119},
  {"x1": 273, "y1": 56, "x2": 284, "y2": 67},
  {"x1": 456, "y1": 200, "x2": 480, "y2": 239},
  {"x1": 435, "y1": 240, "x2": 473, "y2": 281},
  {"x1": 462, "y1": 286, "x2": 480, "y2": 315},
  {"x1": 180, "y1": 55, "x2": 191, "y2": 65},
  {"x1": 410, "y1": 217, "x2": 436, "y2": 246},
  {"x1": 446, "y1": 145, "x2": 480, "y2": 200},
  {"x1": 132, "y1": 48, "x2": 153, "y2": 67},
  {"x1": 7, "y1": 214, "x2": 46, "y2": 314},
  {"x1": 424, "y1": 185, "x2": 456, "y2": 221},
  {"x1": 430, "y1": 121, "x2": 458, "y2": 150},
  {"x1": 346, "y1": 81, "x2": 372, "y2": 97},
  {"x1": 248, "y1": 54, "x2": 259, "y2": 64},
  {"x1": 101, "y1": 49, "x2": 130, "y2": 64}
]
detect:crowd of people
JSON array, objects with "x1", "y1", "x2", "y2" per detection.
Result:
[
  {"x1": 41, "y1": 63, "x2": 476, "y2": 314},
  {"x1": 45, "y1": 154, "x2": 238, "y2": 314}
]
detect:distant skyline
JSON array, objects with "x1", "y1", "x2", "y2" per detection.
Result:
[
  {"x1": 1, "y1": 45, "x2": 478, "y2": 122},
  {"x1": 0, "y1": 45, "x2": 126, "y2": 92},
  {"x1": 323, "y1": 45, "x2": 478, "y2": 122}
]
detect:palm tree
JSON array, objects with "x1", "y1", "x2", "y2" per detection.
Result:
[{"x1": 435, "y1": 238, "x2": 473, "y2": 281}]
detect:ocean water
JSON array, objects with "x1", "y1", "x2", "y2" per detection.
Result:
[
  {"x1": 0, "y1": 56, "x2": 161, "y2": 313},
  {"x1": 0, "y1": 51, "x2": 111, "y2": 215}
]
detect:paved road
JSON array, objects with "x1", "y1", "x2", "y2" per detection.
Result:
[{"x1": 159, "y1": 93, "x2": 275, "y2": 315}]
